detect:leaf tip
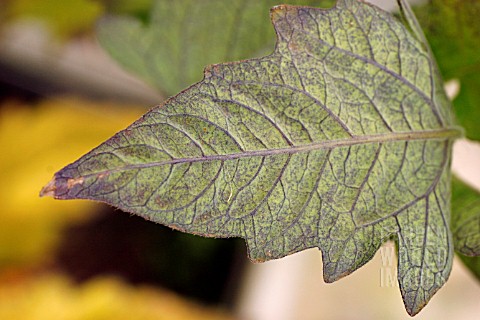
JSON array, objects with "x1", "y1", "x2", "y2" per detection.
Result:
[
  {"x1": 401, "y1": 281, "x2": 444, "y2": 316},
  {"x1": 404, "y1": 300, "x2": 426, "y2": 317},
  {"x1": 323, "y1": 270, "x2": 348, "y2": 284},
  {"x1": 39, "y1": 177, "x2": 57, "y2": 198},
  {"x1": 204, "y1": 63, "x2": 220, "y2": 79},
  {"x1": 40, "y1": 176, "x2": 85, "y2": 198},
  {"x1": 270, "y1": 4, "x2": 289, "y2": 21}
]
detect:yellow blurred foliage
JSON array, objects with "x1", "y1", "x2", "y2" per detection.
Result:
[
  {"x1": 0, "y1": 274, "x2": 234, "y2": 320},
  {"x1": 0, "y1": 97, "x2": 144, "y2": 267},
  {"x1": 5, "y1": 0, "x2": 103, "y2": 39}
]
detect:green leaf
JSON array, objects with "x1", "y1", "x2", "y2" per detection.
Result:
[
  {"x1": 458, "y1": 254, "x2": 480, "y2": 282},
  {"x1": 43, "y1": 0, "x2": 462, "y2": 315},
  {"x1": 450, "y1": 74, "x2": 480, "y2": 141},
  {"x1": 452, "y1": 178, "x2": 480, "y2": 256},
  {"x1": 105, "y1": 0, "x2": 153, "y2": 15},
  {"x1": 451, "y1": 177, "x2": 480, "y2": 281},
  {"x1": 96, "y1": 0, "x2": 335, "y2": 96},
  {"x1": 414, "y1": 0, "x2": 480, "y2": 141}
]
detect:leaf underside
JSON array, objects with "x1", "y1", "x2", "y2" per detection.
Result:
[{"x1": 43, "y1": 0, "x2": 461, "y2": 315}]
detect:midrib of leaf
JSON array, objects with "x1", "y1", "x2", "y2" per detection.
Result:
[{"x1": 65, "y1": 127, "x2": 461, "y2": 178}]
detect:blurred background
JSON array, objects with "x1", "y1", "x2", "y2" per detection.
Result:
[{"x1": 0, "y1": 0, "x2": 479, "y2": 319}]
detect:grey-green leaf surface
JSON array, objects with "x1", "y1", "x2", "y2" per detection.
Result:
[
  {"x1": 97, "y1": 0, "x2": 335, "y2": 96},
  {"x1": 44, "y1": 0, "x2": 462, "y2": 315}
]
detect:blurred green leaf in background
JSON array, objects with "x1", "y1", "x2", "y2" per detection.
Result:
[
  {"x1": 97, "y1": 0, "x2": 335, "y2": 96},
  {"x1": 451, "y1": 178, "x2": 480, "y2": 281},
  {"x1": 415, "y1": 0, "x2": 480, "y2": 141}
]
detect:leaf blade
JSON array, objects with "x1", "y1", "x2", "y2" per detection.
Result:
[{"x1": 44, "y1": 0, "x2": 460, "y2": 315}]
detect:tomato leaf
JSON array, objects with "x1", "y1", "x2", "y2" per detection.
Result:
[{"x1": 43, "y1": 0, "x2": 462, "y2": 315}]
